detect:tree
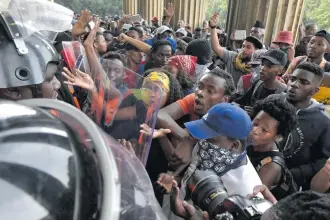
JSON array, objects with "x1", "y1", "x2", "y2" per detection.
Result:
[
  {"x1": 205, "y1": 0, "x2": 228, "y2": 28},
  {"x1": 303, "y1": 0, "x2": 330, "y2": 31},
  {"x1": 55, "y1": 0, "x2": 122, "y2": 17}
]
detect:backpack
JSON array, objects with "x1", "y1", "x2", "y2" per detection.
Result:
[{"x1": 255, "y1": 151, "x2": 298, "y2": 200}]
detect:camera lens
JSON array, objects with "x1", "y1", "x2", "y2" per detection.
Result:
[{"x1": 187, "y1": 170, "x2": 229, "y2": 219}]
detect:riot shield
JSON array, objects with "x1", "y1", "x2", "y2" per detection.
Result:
[
  {"x1": 17, "y1": 98, "x2": 166, "y2": 220},
  {"x1": 61, "y1": 41, "x2": 163, "y2": 166}
]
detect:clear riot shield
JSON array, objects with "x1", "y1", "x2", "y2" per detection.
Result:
[
  {"x1": 0, "y1": 0, "x2": 73, "y2": 88},
  {"x1": 61, "y1": 41, "x2": 163, "y2": 166},
  {"x1": 16, "y1": 98, "x2": 166, "y2": 220},
  {"x1": 92, "y1": 59, "x2": 163, "y2": 166}
]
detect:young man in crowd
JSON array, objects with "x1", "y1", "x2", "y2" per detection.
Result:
[
  {"x1": 93, "y1": 32, "x2": 108, "y2": 60},
  {"x1": 250, "y1": 20, "x2": 267, "y2": 49},
  {"x1": 175, "y1": 28, "x2": 187, "y2": 39},
  {"x1": 278, "y1": 62, "x2": 330, "y2": 190},
  {"x1": 233, "y1": 49, "x2": 287, "y2": 115},
  {"x1": 271, "y1": 31, "x2": 295, "y2": 64},
  {"x1": 151, "y1": 16, "x2": 160, "y2": 32},
  {"x1": 156, "y1": 69, "x2": 236, "y2": 171},
  {"x1": 168, "y1": 103, "x2": 262, "y2": 220},
  {"x1": 126, "y1": 26, "x2": 143, "y2": 40},
  {"x1": 283, "y1": 30, "x2": 330, "y2": 81},
  {"x1": 209, "y1": 12, "x2": 263, "y2": 85},
  {"x1": 193, "y1": 27, "x2": 203, "y2": 39},
  {"x1": 185, "y1": 39, "x2": 212, "y2": 79}
]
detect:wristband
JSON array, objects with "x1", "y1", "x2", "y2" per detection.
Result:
[{"x1": 210, "y1": 26, "x2": 216, "y2": 29}]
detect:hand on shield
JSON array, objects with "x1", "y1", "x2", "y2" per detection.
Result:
[
  {"x1": 62, "y1": 67, "x2": 96, "y2": 92},
  {"x1": 140, "y1": 123, "x2": 171, "y2": 139}
]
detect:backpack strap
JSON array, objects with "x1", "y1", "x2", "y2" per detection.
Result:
[
  {"x1": 251, "y1": 80, "x2": 264, "y2": 98},
  {"x1": 255, "y1": 151, "x2": 284, "y2": 172}
]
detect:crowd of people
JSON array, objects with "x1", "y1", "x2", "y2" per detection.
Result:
[{"x1": 1, "y1": 1, "x2": 330, "y2": 219}]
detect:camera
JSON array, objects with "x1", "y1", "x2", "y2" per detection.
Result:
[{"x1": 186, "y1": 170, "x2": 272, "y2": 220}]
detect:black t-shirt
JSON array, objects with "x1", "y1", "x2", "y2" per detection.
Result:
[{"x1": 234, "y1": 81, "x2": 278, "y2": 107}]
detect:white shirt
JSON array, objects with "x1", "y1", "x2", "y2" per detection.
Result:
[{"x1": 180, "y1": 145, "x2": 263, "y2": 199}]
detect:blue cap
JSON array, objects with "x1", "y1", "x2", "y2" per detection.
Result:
[{"x1": 185, "y1": 103, "x2": 252, "y2": 140}]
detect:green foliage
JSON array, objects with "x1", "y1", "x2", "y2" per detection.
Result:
[
  {"x1": 55, "y1": 0, "x2": 122, "y2": 17},
  {"x1": 205, "y1": 0, "x2": 228, "y2": 28},
  {"x1": 303, "y1": 0, "x2": 330, "y2": 31}
]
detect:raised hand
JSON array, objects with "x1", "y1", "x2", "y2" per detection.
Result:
[
  {"x1": 72, "y1": 9, "x2": 92, "y2": 37},
  {"x1": 83, "y1": 19, "x2": 100, "y2": 49},
  {"x1": 209, "y1": 12, "x2": 220, "y2": 27},
  {"x1": 62, "y1": 67, "x2": 96, "y2": 92},
  {"x1": 164, "y1": 2, "x2": 175, "y2": 17}
]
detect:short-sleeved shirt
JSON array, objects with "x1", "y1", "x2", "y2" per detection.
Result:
[
  {"x1": 221, "y1": 48, "x2": 247, "y2": 85},
  {"x1": 176, "y1": 93, "x2": 199, "y2": 121}
]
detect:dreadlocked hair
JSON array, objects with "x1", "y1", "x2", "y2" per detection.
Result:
[
  {"x1": 271, "y1": 191, "x2": 330, "y2": 219},
  {"x1": 150, "y1": 40, "x2": 174, "y2": 55},
  {"x1": 252, "y1": 95, "x2": 297, "y2": 138},
  {"x1": 142, "y1": 68, "x2": 184, "y2": 106}
]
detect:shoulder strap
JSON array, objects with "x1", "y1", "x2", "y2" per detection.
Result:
[
  {"x1": 252, "y1": 80, "x2": 264, "y2": 98},
  {"x1": 255, "y1": 151, "x2": 284, "y2": 172}
]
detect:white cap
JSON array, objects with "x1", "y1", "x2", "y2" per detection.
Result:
[
  {"x1": 155, "y1": 25, "x2": 173, "y2": 35},
  {"x1": 176, "y1": 27, "x2": 187, "y2": 36}
]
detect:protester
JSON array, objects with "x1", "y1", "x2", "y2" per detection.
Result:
[
  {"x1": 185, "y1": 39, "x2": 212, "y2": 80},
  {"x1": 194, "y1": 27, "x2": 203, "y2": 39},
  {"x1": 278, "y1": 62, "x2": 330, "y2": 190},
  {"x1": 176, "y1": 20, "x2": 186, "y2": 30},
  {"x1": 261, "y1": 191, "x2": 330, "y2": 219},
  {"x1": 151, "y1": 16, "x2": 160, "y2": 32},
  {"x1": 175, "y1": 27, "x2": 187, "y2": 39},
  {"x1": 271, "y1": 31, "x2": 295, "y2": 64},
  {"x1": 209, "y1": 12, "x2": 263, "y2": 85},
  {"x1": 233, "y1": 49, "x2": 287, "y2": 115},
  {"x1": 175, "y1": 39, "x2": 188, "y2": 55},
  {"x1": 250, "y1": 20, "x2": 266, "y2": 48},
  {"x1": 235, "y1": 49, "x2": 268, "y2": 96},
  {"x1": 166, "y1": 55, "x2": 197, "y2": 95},
  {"x1": 248, "y1": 96, "x2": 298, "y2": 200},
  {"x1": 166, "y1": 103, "x2": 262, "y2": 219},
  {"x1": 284, "y1": 30, "x2": 330, "y2": 79},
  {"x1": 145, "y1": 40, "x2": 173, "y2": 71}
]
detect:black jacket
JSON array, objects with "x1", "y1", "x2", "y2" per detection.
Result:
[{"x1": 275, "y1": 94, "x2": 330, "y2": 190}]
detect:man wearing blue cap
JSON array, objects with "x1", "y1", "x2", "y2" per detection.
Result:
[{"x1": 168, "y1": 103, "x2": 262, "y2": 219}]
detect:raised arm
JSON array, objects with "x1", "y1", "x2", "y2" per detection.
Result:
[
  {"x1": 209, "y1": 12, "x2": 225, "y2": 58},
  {"x1": 118, "y1": 33, "x2": 152, "y2": 54}
]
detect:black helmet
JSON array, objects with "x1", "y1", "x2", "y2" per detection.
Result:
[
  {"x1": 0, "y1": 99, "x2": 165, "y2": 220},
  {"x1": 0, "y1": 11, "x2": 60, "y2": 89}
]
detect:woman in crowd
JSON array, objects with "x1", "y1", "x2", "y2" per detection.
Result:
[
  {"x1": 166, "y1": 55, "x2": 197, "y2": 95},
  {"x1": 248, "y1": 95, "x2": 298, "y2": 200}
]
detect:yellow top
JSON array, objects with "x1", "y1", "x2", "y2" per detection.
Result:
[{"x1": 312, "y1": 86, "x2": 330, "y2": 105}]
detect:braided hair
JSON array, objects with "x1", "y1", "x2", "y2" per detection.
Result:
[
  {"x1": 270, "y1": 191, "x2": 330, "y2": 219},
  {"x1": 142, "y1": 68, "x2": 184, "y2": 106}
]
